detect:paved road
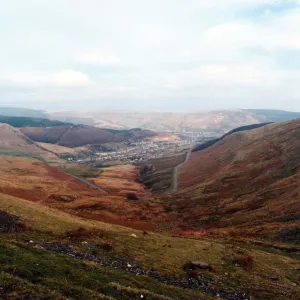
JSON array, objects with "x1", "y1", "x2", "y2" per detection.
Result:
[
  {"x1": 59, "y1": 169, "x2": 107, "y2": 193},
  {"x1": 173, "y1": 150, "x2": 191, "y2": 192}
]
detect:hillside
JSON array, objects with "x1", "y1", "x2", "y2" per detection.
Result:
[
  {"x1": 0, "y1": 124, "x2": 58, "y2": 161},
  {"x1": 175, "y1": 119, "x2": 300, "y2": 237},
  {"x1": 0, "y1": 115, "x2": 72, "y2": 128},
  {"x1": 192, "y1": 123, "x2": 272, "y2": 152},
  {"x1": 0, "y1": 156, "x2": 165, "y2": 231},
  {"x1": 21, "y1": 125, "x2": 156, "y2": 147},
  {"x1": 0, "y1": 156, "x2": 299, "y2": 299}
]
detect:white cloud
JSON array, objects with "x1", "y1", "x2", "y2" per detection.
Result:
[
  {"x1": 1, "y1": 69, "x2": 92, "y2": 87},
  {"x1": 52, "y1": 69, "x2": 92, "y2": 87},
  {"x1": 74, "y1": 53, "x2": 124, "y2": 66}
]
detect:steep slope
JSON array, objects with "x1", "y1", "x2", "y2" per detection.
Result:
[
  {"x1": 176, "y1": 119, "x2": 300, "y2": 236},
  {"x1": 0, "y1": 124, "x2": 58, "y2": 160},
  {"x1": 192, "y1": 122, "x2": 271, "y2": 152}
]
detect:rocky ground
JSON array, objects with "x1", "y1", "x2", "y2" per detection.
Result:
[{"x1": 28, "y1": 240, "x2": 250, "y2": 300}]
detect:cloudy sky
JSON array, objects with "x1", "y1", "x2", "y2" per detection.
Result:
[{"x1": 1, "y1": 0, "x2": 300, "y2": 111}]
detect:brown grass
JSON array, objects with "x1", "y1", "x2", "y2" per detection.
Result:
[
  {"x1": 174, "y1": 119, "x2": 300, "y2": 236},
  {"x1": 0, "y1": 156, "x2": 167, "y2": 232}
]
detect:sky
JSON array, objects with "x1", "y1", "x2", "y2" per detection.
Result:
[{"x1": 0, "y1": 0, "x2": 300, "y2": 111}]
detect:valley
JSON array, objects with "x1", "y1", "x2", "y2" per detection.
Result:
[{"x1": 0, "y1": 111, "x2": 299, "y2": 299}]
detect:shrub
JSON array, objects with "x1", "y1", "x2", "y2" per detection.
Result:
[
  {"x1": 100, "y1": 243, "x2": 114, "y2": 251},
  {"x1": 233, "y1": 255, "x2": 254, "y2": 270},
  {"x1": 127, "y1": 193, "x2": 139, "y2": 200},
  {"x1": 65, "y1": 227, "x2": 104, "y2": 239}
]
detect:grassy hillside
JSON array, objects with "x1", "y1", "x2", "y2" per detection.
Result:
[
  {"x1": 192, "y1": 123, "x2": 271, "y2": 152},
  {"x1": 176, "y1": 119, "x2": 300, "y2": 237},
  {"x1": 0, "y1": 124, "x2": 58, "y2": 161},
  {"x1": 0, "y1": 191, "x2": 300, "y2": 299},
  {"x1": 21, "y1": 125, "x2": 156, "y2": 147},
  {"x1": 0, "y1": 156, "x2": 163, "y2": 231}
]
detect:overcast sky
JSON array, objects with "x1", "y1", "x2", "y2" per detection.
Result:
[{"x1": 1, "y1": 0, "x2": 300, "y2": 111}]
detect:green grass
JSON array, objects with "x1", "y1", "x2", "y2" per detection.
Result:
[
  {"x1": 0, "y1": 238, "x2": 206, "y2": 300},
  {"x1": 55, "y1": 163, "x2": 102, "y2": 178},
  {"x1": 0, "y1": 149, "x2": 45, "y2": 161},
  {"x1": 0, "y1": 193, "x2": 300, "y2": 299}
]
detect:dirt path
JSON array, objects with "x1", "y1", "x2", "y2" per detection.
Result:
[
  {"x1": 173, "y1": 150, "x2": 191, "y2": 192},
  {"x1": 56, "y1": 125, "x2": 73, "y2": 145},
  {"x1": 58, "y1": 169, "x2": 107, "y2": 193}
]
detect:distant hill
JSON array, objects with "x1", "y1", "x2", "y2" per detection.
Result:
[
  {"x1": 245, "y1": 109, "x2": 300, "y2": 122},
  {"x1": 176, "y1": 118, "x2": 300, "y2": 236},
  {"x1": 47, "y1": 109, "x2": 300, "y2": 133},
  {"x1": 20, "y1": 125, "x2": 156, "y2": 147},
  {"x1": 2, "y1": 107, "x2": 300, "y2": 133},
  {"x1": 0, "y1": 107, "x2": 47, "y2": 118},
  {"x1": 0, "y1": 114, "x2": 156, "y2": 147},
  {"x1": 0, "y1": 115, "x2": 72, "y2": 128},
  {"x1": 192, "y1": 122, "x2": 272, "y2": 152}
]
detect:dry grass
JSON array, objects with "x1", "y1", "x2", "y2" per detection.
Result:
[
  {"x1": 36, "y1": 142, "x2": 87, "y2": 155},
  {"x1": 0, "y1": 191, "x2": 299, "y2": 299},
  {"x1": 175, "y1": 119, "x2": 300, "y2": 235},
  {"x1": 0, "y1": 156, "x2": 166, "y2": 231}
]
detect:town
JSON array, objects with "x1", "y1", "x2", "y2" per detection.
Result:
[{"x1": 76, "y1": 130, "x2": 218, "y2": 165}]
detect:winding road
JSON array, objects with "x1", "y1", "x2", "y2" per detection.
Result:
[{"x1": 173, "y1": 150, "x2": 191, "y2": 192}]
